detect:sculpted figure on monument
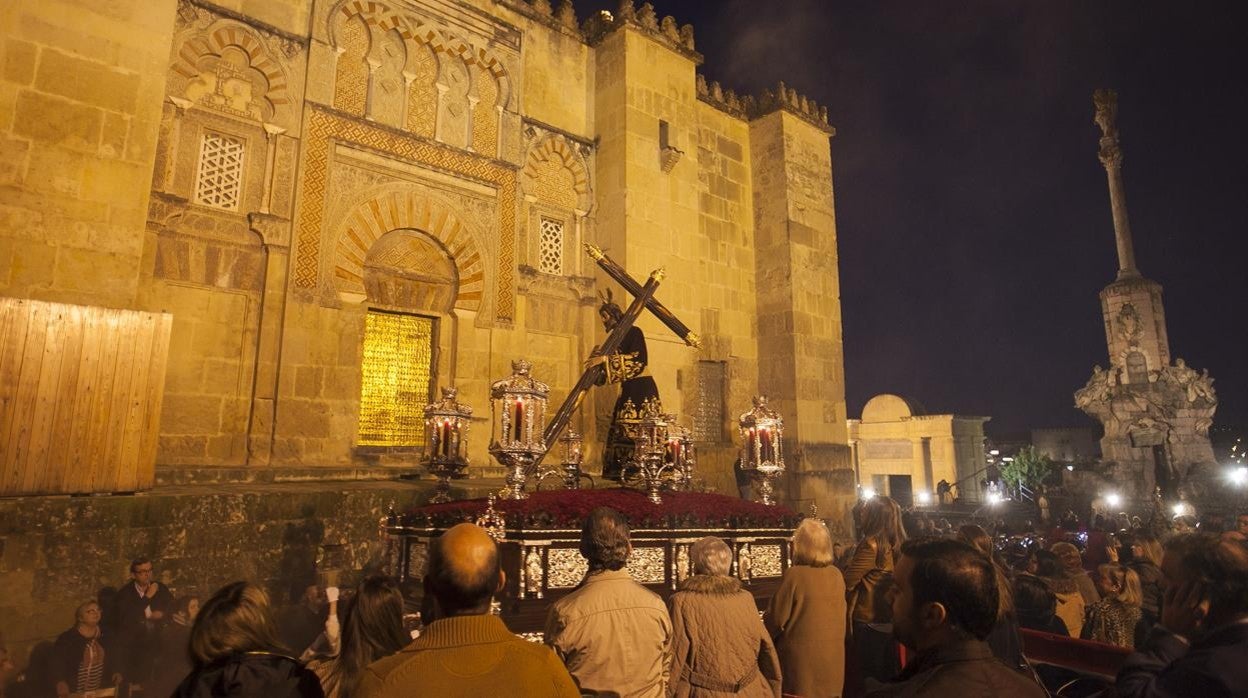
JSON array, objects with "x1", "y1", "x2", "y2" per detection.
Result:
[
  {"x1": 1116, "y1": 303, "x2": 1142, "y2": 345},
  {"x1": 1076, "y1": 365, "x2": 1113, "y2": 410}
]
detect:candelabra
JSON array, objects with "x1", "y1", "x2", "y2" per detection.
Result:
[
  {"x1": 739, "y1": 395, "x2": 785, "y2": 505},
  {"x1": 488, "y1": 359, "x2": 549, "y2": 500},
  {"x1": 559, "y1": 430, "x2": 585, "y2": 489},
  {"x1": 625, "y1": 404, "x2": 688, "y2": 504},
  {"x1": 422, "y1": 387, "x2": 472, "y2": 503}
]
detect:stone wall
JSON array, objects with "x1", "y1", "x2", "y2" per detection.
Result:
[
  {"x1": 0, "y1": 475, "x2": 451, "y2": 668},
  {"x1": 0, "y1": 0, "x2": 177, "y2": 308}
]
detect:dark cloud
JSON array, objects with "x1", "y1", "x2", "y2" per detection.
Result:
[{"x1": 577, "y1": 0, "x2": 1248, "y2": 435}]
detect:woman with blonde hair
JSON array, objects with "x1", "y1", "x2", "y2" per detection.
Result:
[
  {"x1": 1124, "y1": 531, "x2": 1163, "y2": 623},
  {"x1": 766, "y1": 519, "x2": 847, "y2": 698},
  {"x1": 669, "y1": 537, "x2": 782, "y2": 697},
  {"x1": 842, "y1": 496, "x2": 905, "y2": 684},
  {"x1": 175, "y1": 581, "x2": 324, "y2": 697},
  {"x1": 52, "y1": 600, "x2": 121, "y2": 697},
  {"x1": 1082, "y1": 563, "x2": 1145, "y2": 649}
]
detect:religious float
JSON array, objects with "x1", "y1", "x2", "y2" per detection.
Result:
[
  {"x1": 383, "y1": 489, "x2": 800, "y2": 633},
  {"x1": 382, "y1": 246, "x2": 803, "y2": 632}
]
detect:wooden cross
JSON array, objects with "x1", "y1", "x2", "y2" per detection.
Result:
[{"x1": 540, "y1": 248, "x2": 699, "y2": 454}]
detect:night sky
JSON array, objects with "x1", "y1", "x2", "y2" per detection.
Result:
[{"x1": 579, "y1": 1, "x2": 1248, "y2": 437}]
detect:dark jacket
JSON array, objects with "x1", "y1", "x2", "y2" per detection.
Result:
[
  {"x1": 173, "y1": 652, "x2": 325, "y2": 698},
  {"x1": 864, "y1": 639, "x2": 1046, "y2": 697},
  {"x1": 985, "y1": 613, "x2": 1024, "y2": 669},
  {"x1": 51, "y1": 627, "x2": 119, "y2": 692},
  {"x1": 1017, "y1": 609, "x2": 1070, "y2": 636},
  {"x1": 1130, "y1": 562, "x2": 1163, "y2": 620},
  {"x1": 1113, "y1": 620, "x2": 1248, "y2": 698}
]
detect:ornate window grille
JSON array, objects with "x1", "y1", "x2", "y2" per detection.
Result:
[
  {"x1": 538, "y1": 217, "x2": 564, "y2": 276},
  {"x1": 694, "y1": 360, "x2": 727, "y2": 443},
  {"x1": 194, "y1": 131, "x2": 246, "y2": 211}
]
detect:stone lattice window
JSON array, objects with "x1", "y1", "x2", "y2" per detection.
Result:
[
  {"x1": 538, "y1": 217, "x2": 564, "y2": 275},
  {"x1": 357, "y1": 310, "x2": 435, "y2": 447},
  {"x1": 694, "y1": 360, "x2": 727, "y2": 443},
  {"x1": 194, "y1": 131, "x2": 245, "y2": 211}
]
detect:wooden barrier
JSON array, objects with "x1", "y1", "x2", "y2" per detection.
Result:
[{"x1": 0, "y1": 298, "x2": 172, "y2": 496}]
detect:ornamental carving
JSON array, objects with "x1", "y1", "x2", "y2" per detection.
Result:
[
  {"x1": 626, "y1": 547, "x2": 666, "y2": 584},
  {"x1": 751, "y1": 544, "x2": 783, "y2": 578},
  {"x1": 293, "y1": 107, "x2": 518, "y2": 320},
  {"x1": 1115, "y1": 303, "x2": 1142, "y2": 346},
  {"x1": 547, "y1": 548, "x2": 588, "y2": 588}
]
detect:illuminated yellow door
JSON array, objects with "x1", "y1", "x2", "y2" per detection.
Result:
[{"x1": 357, "y1": 310, "x2": 436, "y2": 447}]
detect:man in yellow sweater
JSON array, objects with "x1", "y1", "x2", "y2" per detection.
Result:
[{"x1": 355, "y1": 523, "x2": 580, "y2": 697}]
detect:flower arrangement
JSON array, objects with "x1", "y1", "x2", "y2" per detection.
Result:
[{"x1": 404, "y1": 488, "x2": 799, "y2": 530}]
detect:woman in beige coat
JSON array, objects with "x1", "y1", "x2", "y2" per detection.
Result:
[
  {"x1": 765, "y1": 519, "x2": 847, "y2": 698},
  {"x1": 668, "y1": 537, "x2": 781, "y2": 698}
]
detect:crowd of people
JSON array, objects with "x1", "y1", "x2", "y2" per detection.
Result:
[{"x1": 2, "y1": 504, "x2": 1246, "y2": 697}]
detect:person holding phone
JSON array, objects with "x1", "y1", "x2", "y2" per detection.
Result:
[{"x1": 1113, "y1": 532, "x2": 1248, "y2": 697}]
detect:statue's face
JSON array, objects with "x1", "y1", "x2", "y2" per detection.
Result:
[{"x1": 600, "y1": 309, "x2": 617, "y2": 330}]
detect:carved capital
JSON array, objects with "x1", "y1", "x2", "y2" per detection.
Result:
[{"x1": 248, "y1": 212, "x2": 291, "y2": 249}]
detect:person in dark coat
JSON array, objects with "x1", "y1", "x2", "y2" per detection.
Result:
[
  {"x1": 1013, "y1": 575, "x2": 1070, "y2": 636},
  {"x1": 1113, "y1": 533, "x2": 1248, "y2": 698},
  {"x1": 174, "y1": 581, "x2": 323, "y2": 698},
  {"x1": 148, "y1": 595, "x2": 200, "y2": 698},
  {"x1": 52, "y1": 601, "x2": 121, "y2": 696},
  {"x1": 110, "y1": 556, "x2": 174, "y2": 687},
  {"x1": 865, "y1": 539, "x2": 1046, "y2": 697}
]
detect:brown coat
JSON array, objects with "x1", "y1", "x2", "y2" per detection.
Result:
[
  {"x1": 545, "y1": 568, "x2": 673, "y2": 698},
  {"x1": 354, "y1": 614, "x2": 579, "y2": 698},
  {"x1": 765, "y1": 564, "x2": 848, "y2": 698},
  {"x1": 668, "y1": 574, "x2": 782, "y2": 698}
]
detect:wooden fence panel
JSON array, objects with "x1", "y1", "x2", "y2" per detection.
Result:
[{"x1": 0, "y1": 299, "x2": 172, "y2": 496}]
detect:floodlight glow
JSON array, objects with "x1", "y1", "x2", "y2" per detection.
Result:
[
  {"x1": 1066, "y1": 464, "x2": 1075, "y2": 471},
  {"x1": 862, "y1": 488, "x2": 877, "y2": 500},
  {"x1": 1001, "y1": 457, "x2": 1015, "y2": 463},
  {"x1": 916, "y1": 491, "x2": 932, "y2": 505},
  {"x1": 1106, "y1": 493, "x2": 1122, "y2": 508},
  {"x1": 987, "y1": 492, "x2": 1002, "y2": 505},
  {"x1": 1172, "y1": 502, "x2": 1192, "y2": 517},
  {"x1": 1230, "y1": 467, "x2": 1248, "y2": 486},
  {"x1": 990, "y1": 449, "x2": 1000, "y2": 456}
]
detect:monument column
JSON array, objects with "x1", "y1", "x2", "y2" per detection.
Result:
[{"x1": 1094, "y1": 89, "x2": 1138, "y2": 280}]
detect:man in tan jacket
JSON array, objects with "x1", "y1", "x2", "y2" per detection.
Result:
[
  {"x1": 545, "y1": 507, "x2": 673, "y2": 698},
  {"x1": 356, "y1": 523, "x2": 579, "y2": 698}
]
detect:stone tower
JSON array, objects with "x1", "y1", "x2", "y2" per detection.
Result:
[{"x1": 1075, "y1": 89, "x2": 1217, "y2": 503}]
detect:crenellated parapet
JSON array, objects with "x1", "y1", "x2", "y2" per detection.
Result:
[
  {"x1": 581, "y1": 0, "x2": 701, "y2": 62},
  {"x1": 695, "y1": 74, "x2": 747, "y2": 118},
  {"x1": 743, "y1": 81, "x2": 833, "y2": 134},
  {"x1": 495, "y1": 0, "x2": 581, "y2": 36}
]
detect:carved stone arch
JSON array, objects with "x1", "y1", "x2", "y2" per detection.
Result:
[
  {"x1": 328, "y1": 0, "x2": 405, "y2": 46},
  {"x1": 430, "y1": 30, "x2": 473, "y2": 148},
  {"x1": 331, "y1": 189, "x2": 485, "y2": 311},
  {"x1": 469, "y1": 46, "x2": 513, "y2": 111},
  {"x1": 171, "y1": 21, "x2": 291, "y2": 123},
  {"x1": 363, "y1": 229, "x2": 458, "y2": 313},
  {"x1": 398, "y1": 21, "x2": 443, "y2": 138},
  {"x1": 522, "y1": 136, "x2": 592, "y2": 212}
]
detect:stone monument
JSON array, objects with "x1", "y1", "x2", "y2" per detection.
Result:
[{"x1": 1075, "y1": 89, "x2": 1217, "y2": 503}]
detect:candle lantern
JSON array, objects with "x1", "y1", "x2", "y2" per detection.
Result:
[
  {"x1": 489, "y1": 359, "x2": 550, "y2": 499},
  {"x1": 669, "y1": 425, "x2": 696, "y2": 491},
  {"x1": 422, "y1": 387, "x2": 473, "y2": 503},
  {"x1": 559, "y1": 430, "x2": 585, "y2": 490},
  {"x1": 738, "y1": 395, "x2": 786, "y2": 505}
]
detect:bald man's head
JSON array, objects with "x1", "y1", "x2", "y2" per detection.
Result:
[{"x1": 425, "y1": 523, "x2": 503, "y2": 616}]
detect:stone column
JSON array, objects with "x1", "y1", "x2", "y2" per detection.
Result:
[
  {"x1": 246, "y1": 212, "x2": 292, "y2": 465},
  {"x1": 1093, "y1": 89, "x2": 1138, "y2": 279}
]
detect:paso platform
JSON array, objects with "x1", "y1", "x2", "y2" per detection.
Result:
[{"x1": 384, "y1": 488, "x2": 802, "y2": 633}]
